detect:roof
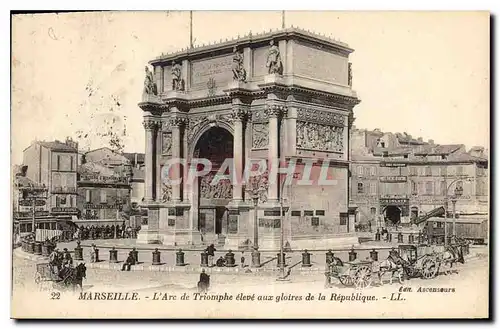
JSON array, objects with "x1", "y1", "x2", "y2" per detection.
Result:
[
  {"x1": 447, "y1": 152, "x2": 488, "y2": 163},
  {"x1": 14, "y1": 176, "x2": 46, "y2": 190},
  {"x1": 79, "y1": 162, "x2": 115, "y2": 177},
  {"x1": 414, "y1": 144, "x2": 463, "y2": 156},
  {"x1": 123, "y1": 152, "x2": 145, "y2": 164},
  {"x1": 38, "y1": 141, "x2": 78, "y2": 152}
]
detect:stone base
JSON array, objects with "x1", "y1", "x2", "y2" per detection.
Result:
[
  {"x1": 160, "y1": 230, "x2": 203, "y2": 247},
  {"x1": 225, "y1": 235, "x2": 253, "y2": 251},
  {"x1": 137, "y1": 229, "x2": 203, "y2": 247}
]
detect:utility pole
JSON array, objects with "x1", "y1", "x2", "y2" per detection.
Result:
[{"x1": 282, "y1": 11, "x2": 285, "y2": 29}]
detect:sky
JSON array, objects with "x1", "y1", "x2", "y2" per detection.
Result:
[{"x1": 11, "y1": 11, "x2": 490, "y2": 164}]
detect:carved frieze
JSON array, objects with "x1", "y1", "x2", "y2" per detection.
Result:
[
  {"x1": 199, "y1": 172, "x2": 233, "y2": 199},
  {"x1": 252, "y1": 123, "x2": 269, "y2": 149},
  {"x1": 170, "y1": 116, "x2": 188, "y2": 127},
  {"x1": 142, "y1": 119, "x2": 159, "y2": 131},
  {"x1": 265, "y1": 104, "x2": 286, "y2": 118},
  {"x1": 162, "y1": 132, "x2": 172, "y2": 155},
  {"x1": 231, "y1": 107, "x2": 248, "y2": 121},
  {"x1": 296, "y1": 121, "x2": 344, "y2": 153},
  {"x1": 251, "y1": 109, "x2": 268, "y2": 122},
  {"x1": 297, "y1": 108, "x2": 345, "y2": 127}
]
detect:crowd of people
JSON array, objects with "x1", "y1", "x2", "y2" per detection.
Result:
[{"x1": 73, "y1": 224, "x2": 140, "y2": 241}]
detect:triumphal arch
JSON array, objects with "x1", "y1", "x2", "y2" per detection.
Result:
[{"x1": 138, "y1": 28, "x2": 361, "y2": 249}]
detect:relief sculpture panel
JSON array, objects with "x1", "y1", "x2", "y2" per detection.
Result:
[
  {"x1": 252, "y1": 122, "x2": 269, "y2": 149},
  {"x1": 162, "y1": 132, "x2": 172, "y2": 155},
  {"x1": 296, "y1": 121, "x2": 344, "y2": 153},
  {"x1": 199, "y1": 172, "x2": 233, "y2": 199}
]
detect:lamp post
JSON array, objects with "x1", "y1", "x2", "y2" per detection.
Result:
[
  {"x1": 245, "y1": 179, "x2": 264, "y2": 267},
  {"x1": 452, "y1": 184, "x2": 463, "y2": 238},
  {"x1": 277, "y1": 172, "x2": 299, "y2": 281},
  {"x1": 444, "y1": 178, "x2": 468, "y2": 246}
]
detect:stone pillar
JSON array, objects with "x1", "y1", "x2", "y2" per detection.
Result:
[
  {"x1": 231, "y1": 107, "x2": 247, "y2": 202},
  {"x1": 155, "y1": 122, "x2": 163, "y2": 201},
  {"x1": 143, "y1": 118, "x2": 157, "y2": 202},
  {"x1": 265, "y1": 105, "x2": 284, "y2": 202},
  {"x1": 170, "y1": 117, "x2": 185, "y2": 202},
  {"x1": 285, "y1": 105, "x2": 297, "y2": 156}
]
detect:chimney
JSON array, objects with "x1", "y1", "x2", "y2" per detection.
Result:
[
  {"x1": 134, "y1": 153, "x2": 138, "y2": 168},
  {"x1": 417, "y1": 137, "x2": 423, "y2": 142}
]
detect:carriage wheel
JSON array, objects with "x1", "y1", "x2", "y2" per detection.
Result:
[
  {"x1": 404, "y1": 266, "x2": 418, "y2": 279},
  {"x1": 421, "y1": 258, "x2": 439, "y2": 279},
  {"x1": 339, "y1": 275, "x2": 353, "y2": 286},
  {"x1": 354, "y1": 266, "x2": 372, "y2": 289}
]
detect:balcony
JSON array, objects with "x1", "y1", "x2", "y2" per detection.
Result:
[
  {"x1": 14, "y1": 211, "x2": 50, "y2": 218},
  {"x1": 52, "y1": 186, "x2": 78, "y2": 194}
]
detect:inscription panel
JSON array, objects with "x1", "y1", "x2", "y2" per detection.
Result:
[
  {"x1": 252, "y1": 46, "x2": 269, "y2": 78},
  {"x1": 191, "y1": 55, "x2": 233, "y2": 86},
  {"x1": 293, "y1": 42, "x2": 348, "y2": 85}
]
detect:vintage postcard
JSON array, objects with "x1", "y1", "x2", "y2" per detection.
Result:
[{"x1": 11, "y1": 11, "x2": 490, "y2": 319}]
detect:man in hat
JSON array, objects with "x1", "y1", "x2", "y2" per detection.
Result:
[
  {"x1": 121, "y1": 251, "x2": 136, "y2": 271},
  {"x1": 49, "y1": 248, "x2": 61, "y2": 274},
  {"x1": 62, "y1": 248, "x2": 73, "y2": 267}
]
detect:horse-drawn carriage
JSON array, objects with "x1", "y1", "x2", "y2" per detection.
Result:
[
  {"x1": 34, "y1": 261, "x2": 86, "y2": 291},
  {"x1": 324, "y1": 259, "x2": 374, "y2": 289},
  {"x1": 394, "y1": 245, "x2": 440, "y2": 279}
]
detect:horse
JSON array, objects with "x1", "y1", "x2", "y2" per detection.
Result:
[
  {"x1": 440, "y1": 245, "x2": 465, "y2": 275},
  {"x1": 378, "y1": 255, "x2": 405, "y2": 285},
  {"x1": 58, "y1": 263, "x2": 87, "y2": 292}
]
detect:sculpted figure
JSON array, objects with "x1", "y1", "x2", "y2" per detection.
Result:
[
  {"x1": 266, "y1": 40, "x2": 283, "y2": 75},
  {"x1": 232, "y1": 46, "x2": 247, "y2": 82},
  {"x1": 171, "y1": 61, "x2": 184, "y2": 91},
  {"x1": 143, "y1": 66, "x2": 157, "y2": 96}
]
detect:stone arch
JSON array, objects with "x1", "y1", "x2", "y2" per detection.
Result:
[{"x1": 189, "y1": 120, "x2": 234, "y2": 159}]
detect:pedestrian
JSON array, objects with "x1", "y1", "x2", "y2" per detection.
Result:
[
  {"x1": 121, "y1": 252, "x2": 136, "y2": 271},
  {"x1": 198, "y1": 269, "x2": 210, "y2": 293},
  {"x1": 240, "y1": 252, "x2": 245, "y2": 269},
  {"x1": 90, "y1": 244, "x2": 98, "y2": 263},
  {"x1": 206, "y1": 244, "x2": 216, "y2": 267},
  {"x1": 62, "y1": 248, "x2": 73, "y2": 267}
]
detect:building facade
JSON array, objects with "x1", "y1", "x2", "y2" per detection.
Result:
[
  {"x1": 22, "y1": 138, "x2": 80, "y2": 221},
  {"x1": 75, "y1": 148, "x2": 132, "y2": 227},
  {"x1": 350, "y1": 128, "x2": 489, "y2": 229},
  {"x1": 138, "y1": 28, "x2": 360, "y2": 249}
]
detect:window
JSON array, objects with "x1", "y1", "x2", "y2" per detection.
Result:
[
  {"x1": 410, "y1": 167, "x2": 418, "y2": 176},
  {"x1": 291, "y1": 211, "x2": 301, "y2": 217},
  {"x1": 411, "y1": 181, "x2": 418, "y2": 195},
  {"x1": 404, "y1": 154, "x2": 408, "y2": 159},
  {"x1": 370, "y1": 182, "x2": 376, "y2": 195},
  {"x1": 370, "y1": 207, "x2": 377, "y2": 215},
  {"x1": 55, "y1": 195, "x2": 66, "y2": 207},
  {"x1": 425, "y1": 166, "x2": 432, "y2": 176},
  {"x1": 100, "y1": 190, "x2": 107, "y2": 203},
  {"x1": 315, "y1": 210, "x2": 325, "y2": 216},
  {"x1": 311, "y1": 217, "x2": 320, "y2": 226},
  {"x1": 70, "y1": 156, "x2": 74, "y2": 171},
  {"x1": 365, "y1": 167, "x2": 371, "y2": 177},
  {"x1": 304, "y1": 210, "x2": 314, "y2": 216},
  {"x1": 340, "y1": 213, "x2": 348, "y2": 225},
  {"x1": 425, "y1": 181, "x2": 433, "y2": 195},
  {"x1": 370, "y1": 166, "x2": 377, "y2": 176},
  {"x1": 357, "y1": 182, "x2": 364, "y2": 194},
  {"x1": 57, "y1": 155, "x2": 61, "y2": 170},
  {"x1": 357, "y1": 166, "x2": 363, "y2": 176}
]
